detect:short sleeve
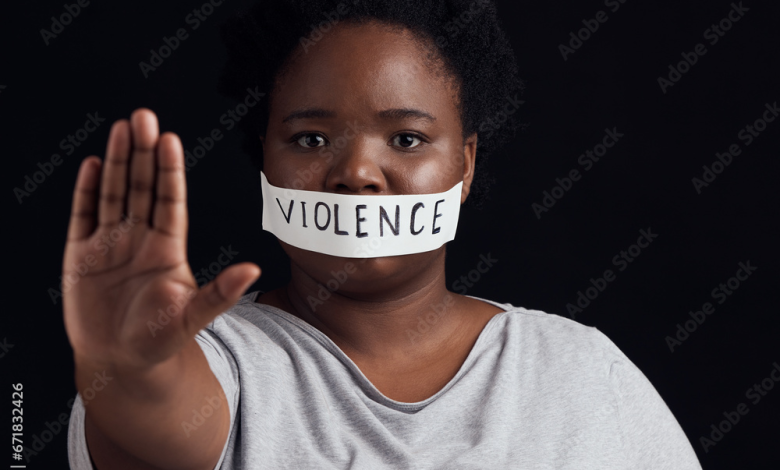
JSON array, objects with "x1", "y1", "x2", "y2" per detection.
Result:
[
  {"x1": 66, "y1": 327, "x2": 240, "y2": 470},
  {"x1": 605, "y1": 344, "x2": 702, "y2": 469},
  {"x1": 67, "y1": 393, "x2": 95, "y2": 470},
  {"x1": 194, "y1": 327, "x2": 241, "y2": 470}
]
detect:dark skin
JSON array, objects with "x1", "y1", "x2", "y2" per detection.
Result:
[
  {"x1": 255, "y1": 21, "x2": 504, "y2": 403},
  {"x1": 63, "y1": 19, "x2": 503, "y2": 470}
]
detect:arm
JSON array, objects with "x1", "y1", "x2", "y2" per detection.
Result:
[
  {"x1": 62, "y1": 108, "x2": 258, "y2": 470},
  {"x1": 78, "y1": 339, "x2": 230, "y2": 470},
  {"x1": 606, "y1": 348, "x2": 703, "y2": 469}
]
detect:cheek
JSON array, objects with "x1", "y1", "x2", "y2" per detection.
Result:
[
  {"x1": 265, "y1": 151, "x2": 330, "y2": 191},
  {"x1": 405, "y1": 146, "x2": 464, "y2": 190},
  {"x1": 441, "y1": 150, "x2": 466, "y2": 181}
]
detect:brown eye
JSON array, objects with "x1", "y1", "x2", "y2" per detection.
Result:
[
  {"x1": 296, "y1": 134, "x2": 326, "y2": 148},
  {"x1": 392, "y1": 133, "x2": 422, "y2": 149}
]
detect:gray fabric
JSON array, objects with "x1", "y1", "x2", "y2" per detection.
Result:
[{"x1": 68, "y1": 291, "x2": 702, "y2": 469}]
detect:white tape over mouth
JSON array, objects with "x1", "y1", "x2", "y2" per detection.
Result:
[{"x1": 261, "y1": 171, "x2": 463, "y2": 258}]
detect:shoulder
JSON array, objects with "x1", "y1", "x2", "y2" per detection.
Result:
[
  {"x1": 203, "y1": 290, "x2": 291, "y2": 334},
  {"x1": 479, "y1": 297, "x2": 658, "y2": 404},
  {"x1": 471, "y1": 295, "x2": 629, "y2": 375},
  {"x1": 196, "y1": 290, "x2": 317, "y2": 361}
]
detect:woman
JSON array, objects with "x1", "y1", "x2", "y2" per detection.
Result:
[{"x1": 65, "y1": 0, "x2": 702, "y2": 468}]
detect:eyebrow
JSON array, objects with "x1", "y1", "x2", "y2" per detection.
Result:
[
  {"x1": 282, "y1": 108, "x2": 336, "y2": 123},
  {"x1": 377, "y1": 108, "x2": 436, "y2": 122},
  {"x1": 281, "y1": 107, "x2": 436, "y2": 124}
]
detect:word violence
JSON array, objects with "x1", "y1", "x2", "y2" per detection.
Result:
[{"x1": 275, "y1": 199, "x2": 447, "y2": 237}]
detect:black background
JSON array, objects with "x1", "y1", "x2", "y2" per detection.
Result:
[{"x1": 2, "y1": 0, "x2": 778, "y2": 468}]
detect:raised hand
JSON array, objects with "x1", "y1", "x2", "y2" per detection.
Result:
[{"x1": 62, "y1": 108, "x2": 260, "y2": 371}]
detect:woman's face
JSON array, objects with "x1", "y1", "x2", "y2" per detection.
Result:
[{"x1": 262, "y1": 20, "x2": 477, "y2": 295}]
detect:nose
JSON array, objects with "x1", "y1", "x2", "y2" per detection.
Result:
[{"x1": 325, "y1": 136, "x2": 387, "y2": 195}]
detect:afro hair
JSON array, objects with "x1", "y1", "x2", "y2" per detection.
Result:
[{"x1": 216, "y1": 0, "x2": 524, "y2": 209}]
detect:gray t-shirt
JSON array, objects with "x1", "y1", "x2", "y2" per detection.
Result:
[{"x1": 68, "y1": 291, "x2": 702, "y2": 469}]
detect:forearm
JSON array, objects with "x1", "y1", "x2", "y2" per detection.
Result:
[{"x1": 75, "y1": 338, "x2": 230, "y2": 470}]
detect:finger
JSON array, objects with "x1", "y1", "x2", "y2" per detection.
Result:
[
  {"x1": 127, "y1": 109, "x2": 159, "y2": 225},
  {"x1": 182, "y1": 263, "x2": 261, "y2": 336},
  {"x1": 67, "y1": 157, "x2": 102, "y2": 241},
  {"x1": 153, "y1": 133, "x2": 187, "y2": 239},
  {"x1": 98, "y1": 120, "x2": 131, "y2": 226}
]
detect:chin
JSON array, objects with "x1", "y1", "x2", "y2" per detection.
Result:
[{"x1": 280, "y1": 241, "x2": 439, "y2": 285}]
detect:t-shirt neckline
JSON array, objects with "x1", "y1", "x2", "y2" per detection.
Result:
[{"x1": 245, "y1": 291, "x2": 514, "y2": 411}]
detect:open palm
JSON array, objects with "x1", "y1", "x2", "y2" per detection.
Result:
[{"x1": 62, "y1": 109, "x2": 260, "y2": 370}]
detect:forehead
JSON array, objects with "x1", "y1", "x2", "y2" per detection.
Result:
[{"x1": 270, "y1": 21, "x2": 459, "y2": 115}]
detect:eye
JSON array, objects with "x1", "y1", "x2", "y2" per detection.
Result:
[
  {"x1": 295, "y1": 133, "x2": 327, "y2": 148},
  {"x1": 391, "y1": 133, "x2": 423, "y2": 149}
]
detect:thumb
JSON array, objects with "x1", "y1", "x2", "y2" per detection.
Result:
[{"x1": 183, "y1": 262, "x2": 261, "y2": 336}]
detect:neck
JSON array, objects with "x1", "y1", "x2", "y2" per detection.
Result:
[{"x1": 282, "y1": 250, "x2": 466, "y2": 365}]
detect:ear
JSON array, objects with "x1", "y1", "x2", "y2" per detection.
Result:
[{"x1": 460, "y1": 132, "x2": 478, "y2": 204}]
